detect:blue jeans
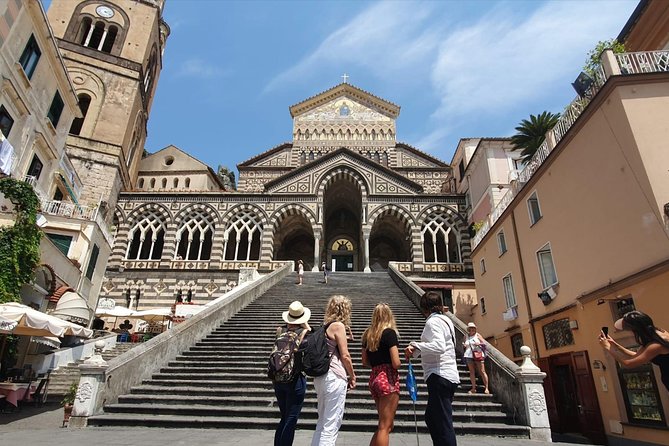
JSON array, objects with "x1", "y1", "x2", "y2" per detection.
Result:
[
  {"x1": 425, "y1": 373, "x2": 458, "y2": 446},
  {"x1": 274, "y1": 374, "x2": 306, "y2": 446}
]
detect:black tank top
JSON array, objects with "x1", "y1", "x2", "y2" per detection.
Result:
[{"x1": 651, "y1": 353, "x2": 669, "y2": 391}]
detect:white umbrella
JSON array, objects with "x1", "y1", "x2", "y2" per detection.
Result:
[
  {"x1": 0, "y1": 302, "x2": 93, "y2": 338},
  {"x1": 95, "y1": 306, "x2": 137, "y2": 317},
  {"x1": 132, "y1": 307, "x2": 172, "y2": 322}
]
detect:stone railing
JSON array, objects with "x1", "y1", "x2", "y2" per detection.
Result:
[
  {"x1": 68, "y1": 262, "x2": 293, "y2": 427},
  {"x1": 388, "y1": 262, "x2": 551, "y2": 440},
  {"x1": 472, "y1": 49, "x2": 669, "y2": 249}
]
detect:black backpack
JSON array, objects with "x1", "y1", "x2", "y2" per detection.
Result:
[
  {"x1": 300, "y1": 322, "x2": 333, "y2": 377},
  {"x1": 267, "y1": 327, "x2": 306, "y2": 383}
]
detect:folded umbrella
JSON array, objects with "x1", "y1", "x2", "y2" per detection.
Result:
[{"x1": 405, "y1": 360, "x2": 420, "y2": 446}]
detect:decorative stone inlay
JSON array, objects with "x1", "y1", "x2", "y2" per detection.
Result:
[
  {"x1": 265, "y1": 203, "x2": 274, "y2": 211},
  {"x1": 204, "y1": 280, "x2": 218, "y2": 295},
  {"x1": 102, "y1": 279, "x2": 114, "y2": 293},
  {"x1": 410, "y1": 204, "x2": 420, "y2": 212},
  {"x1": 153, "y1": 280, "x2": 167, "y2": 294},
  {"x1": 528, "y1": 390, "x2": 547, "y2": 415},
  {"x1": 423, "y1": 263, "x2": 465, "y2": 273},
  {"x1": 170, "y1": 202, "x2": 180, "y2": 210},
  {"x1": 124, "y1": 202, "x2": 134, "y2": 209},
  {"x1": 76, "y1": 382, "x2": 93, "y2": 403},
  {"x1": 218, "y1": 203, "x2": 227, "y2": 210}
]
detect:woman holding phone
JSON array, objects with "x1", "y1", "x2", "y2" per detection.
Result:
[{"x1": 599, "y1": 310, "x2": 669, "y2": 391}]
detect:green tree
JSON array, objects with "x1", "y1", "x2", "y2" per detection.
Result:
[
  {"x1": 583, "y1": 39, "x2": 625, "y2": 79},
  {"x1": 0, "y1": 178, "x2": 42, "y2": 303},
  {"x1": 510, "y1": 111, "x2": 560, "y2": 162}
]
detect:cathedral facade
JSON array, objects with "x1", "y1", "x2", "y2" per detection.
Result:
[{"x1": 101, "y1": 83, "x2": 474, "y2": 309}]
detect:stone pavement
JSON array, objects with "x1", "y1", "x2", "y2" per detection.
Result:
[{"x1": 0, "y1": 404, "x2": 581, "y2": 446}]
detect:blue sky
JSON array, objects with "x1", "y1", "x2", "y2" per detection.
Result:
[{"x1": 74, "y1": 1, "x2": 642, "y2": 172}]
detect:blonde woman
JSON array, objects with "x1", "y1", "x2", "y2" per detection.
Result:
[
  {"x1": 311, "y1": 295, "x2": 356, "y2": 446},
  {"x1": 362, "y1": 303, "x2": 401, "y2": 446}
]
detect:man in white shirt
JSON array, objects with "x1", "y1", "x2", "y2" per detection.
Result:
[{"x1": 405, "y1": 291, "x2": 460, "y2": 445}]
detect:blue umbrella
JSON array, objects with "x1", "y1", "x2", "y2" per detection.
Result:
[{"x1": 406, "y1": 360, "x2": 420, "y2": 445}]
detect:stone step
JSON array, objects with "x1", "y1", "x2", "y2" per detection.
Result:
[{"x1": 86, "y1": 413, "x2": 530, "y2": 437}]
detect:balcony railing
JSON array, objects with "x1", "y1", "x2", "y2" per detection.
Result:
[{"x1": 472, "y1": 50, "x2": 669, "y2": 249}]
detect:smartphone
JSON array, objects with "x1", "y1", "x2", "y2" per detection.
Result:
[{"x1": 602, "y1": 326, "x2": 609, "y2": 337}]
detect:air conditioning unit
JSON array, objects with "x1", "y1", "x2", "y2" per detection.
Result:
[{"x1": 538, "y1": 285, "x2": 558, "y2": 305}]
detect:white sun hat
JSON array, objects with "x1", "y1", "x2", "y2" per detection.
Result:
[{"x1": 282, "y1": 301, "x2": 311, "y2": 325}]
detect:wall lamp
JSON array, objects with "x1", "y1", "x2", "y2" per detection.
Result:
[
  {"x1": 592, "y1": 359, "x2": 607, "y2": 371},
  {"x1": 597, "y1": 297, "x2": 630, "y2": 306}
]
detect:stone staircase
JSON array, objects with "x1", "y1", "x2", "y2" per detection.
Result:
[
  {"x1": 87, "y1": 272, "x2": 529, "y2": 437},
  {"x1": 47, "y1": 342, "x2": 138, "y2": 402}
]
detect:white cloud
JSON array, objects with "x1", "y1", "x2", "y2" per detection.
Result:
[
  {"x1": 263, "y1": 1, "x2": 634, "y2": 154},
  {"x1": 264, "y1": 2, "x2": 440, "y2": 92},
  {"x1": 417, "y1": 1, "x2": 633, "y2": 150},
  {"x1": 175, "y1": 58, "x2": 227, "y2": 79}
]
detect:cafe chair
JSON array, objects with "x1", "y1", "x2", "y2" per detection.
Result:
[{"x1": 30, "y1": 373, "x2": 50, "y2": 407}]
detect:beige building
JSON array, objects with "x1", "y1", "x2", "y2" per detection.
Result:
[
  {"x1": 0, "y1": 0, "x2": 110, "y2": 327},
  {"x1": 465, "y1": 2, "x2": 669, "y2": 445},
  {"x1": 451, "y1": 137, "x2": 522, "y2": 226}
]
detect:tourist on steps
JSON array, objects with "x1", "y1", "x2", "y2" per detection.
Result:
[
  {"x1": 404, "y1": 291, "x2": 460, "y2": 446},
  {"x1": 273, "y1": 301, "x2": 312, "y2": 446},
  {"x1": 311, "y1": 295, "x2": 357, "y2": 446},
  {"x1": 463, "y1": 322, "x2": 489, "y2": 394},
  {"x1": 361, "y1": 303, "x2": 401, "y2": 446},
  {"x1": 296, "y1": 260, "x2": 304, "y2": 285}
]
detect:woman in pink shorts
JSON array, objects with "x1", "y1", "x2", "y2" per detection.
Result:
[{"x1": 362, "y1": 303, "x2": 401, "y2": 446}]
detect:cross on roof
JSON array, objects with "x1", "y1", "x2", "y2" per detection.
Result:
[{"x1": 341, "y1": 73, "x2": 349, "y2": 84}]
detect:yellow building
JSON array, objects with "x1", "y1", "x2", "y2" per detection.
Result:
[{"x1": 465, "y1": 1, "x2": 669, "y2": 444}]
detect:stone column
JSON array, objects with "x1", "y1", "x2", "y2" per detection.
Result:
[
  {"x1": 312, "y1": 231, "x2": 321, "y2": 272},
  {"x1": 600, "y1": 48, "x2": 622, "y2": 77},
  {"x1": 515, "y1": 346, "x2": 551, "y2": 441},
  {"x1": 363, "y1": 229, "x2": 371, "y2": 273},
  {"x1": 68, "y1": 341, "x2": 108, "y2": 428}
]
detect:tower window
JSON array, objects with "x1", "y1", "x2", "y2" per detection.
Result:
[
  {"x1": 81, "y1": 20, "x2": 118, "y2": 54},
  {"x1": 47, "y1": 91, "x2": 64, "y2": 128},
  {"x1": 19, "y1": 35, "x2": 41, "y2": 79},
  {"x1": 0, "y1": 105, "x2": 14, "y2": 137},
  {"x1": 69, "y1": 94, "x2": 91, "y2": 135}
]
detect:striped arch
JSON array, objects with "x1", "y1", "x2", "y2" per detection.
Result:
[
  {"x1": 174, "y1": 203, "x2": 222, "y2": 227},
  {"x1": 221, "y1": 203, "x2": 268, "y2": 227},
  {"x1": 113, "y1": 205, "x2": 126, "y2": 225},
  {"x1": 126, "y1": 202, "x2": 173, "y2": 224},
  {"x1": 316, "y1": 166, "x2": 369, "y2": 200},
  {"x1": 367, "y1": 204, "x2": 415, "y2": 231},
  {"x1": 269, "y1": 203, "x2": 317, "y2": 235},
  {"x1": 417, "y1": 205, "x2": 467, "y2": 231}
]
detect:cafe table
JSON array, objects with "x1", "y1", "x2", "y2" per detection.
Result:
[{"x1": 0, "y1": 382, "x2": 35, "y2": 407}]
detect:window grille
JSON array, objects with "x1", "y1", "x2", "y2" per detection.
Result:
[
  {"x1": 126, "y1": 211, "x2": 166, "y2": 260},
  {"x1": 543, "y1": 318, "x2": 574, "y2": 349},
  {"x1": 175, "y1": 211, "x2": 214, "y2": 260},
  {"x1": 223, "y1": 210, "x2": 262, "y2": 261},
  {"x1": 421, "y1": 212, "x2": 461, "y2": 263}
]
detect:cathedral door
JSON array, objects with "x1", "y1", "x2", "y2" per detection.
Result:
[{"x1": 323, "y1": 174, "x2": 362, "y2": 270}]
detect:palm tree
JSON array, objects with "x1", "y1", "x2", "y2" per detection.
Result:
[{"x1": 511, "y1": 111, "x2": 560, "y2": 162}]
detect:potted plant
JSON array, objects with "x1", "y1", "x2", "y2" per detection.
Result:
[{"x1": 61, "y1": 382, "x2": 78, "y2": 427}]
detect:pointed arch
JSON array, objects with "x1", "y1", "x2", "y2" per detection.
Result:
[
  {"x1": 222, "y1": 204, "x2": 267, "y2": 261},
  {"x1": 418, "y1": 205, "x2": 468, "y2": 264},
  {"x1": 316, "y1": 166, "x2": 370, "y2": 200}
]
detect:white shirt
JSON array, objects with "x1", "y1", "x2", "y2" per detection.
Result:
[{"x1": 410, "y1": 313, "x2": 460, "y2": 384}]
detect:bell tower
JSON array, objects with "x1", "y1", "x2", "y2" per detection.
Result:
[{"x1": 46, "y1": 0, "x2": 169, "y2": 217}]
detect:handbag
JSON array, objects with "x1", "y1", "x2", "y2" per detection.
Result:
[{"x1": 472, "y1": 350, "x2": 484, "y2": 361}]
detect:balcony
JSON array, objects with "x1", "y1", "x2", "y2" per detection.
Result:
[{"x1": 472, "y1": 50, "x2": 669, "y2": 250}]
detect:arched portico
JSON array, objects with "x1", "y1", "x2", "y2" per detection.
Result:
[
  {"x1": 368, "y1": 205, "x2": 413, "y2": 270},
  {"x1": 271, "y1": 205, "x2": 317, "y2": 270}
]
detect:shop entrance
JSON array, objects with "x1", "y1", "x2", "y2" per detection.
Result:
[{"x1": 539, "y1": 351, "x2": 606, "y2": 444}]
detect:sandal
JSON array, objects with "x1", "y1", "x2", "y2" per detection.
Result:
[
  {"x1": 468, "y1": 389, "x2": 477, "y2": 394},
  {"x1": 484, "y1": 389, "x2": 490, "y2": 394}
]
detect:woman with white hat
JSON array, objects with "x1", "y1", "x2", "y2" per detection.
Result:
[
  {"x1": 599, "y1": 310, "x2": 669, "y2": 391},
  {"x1": 273, "y1": 301, "x2": 311, "y2": 446},
  {"x1": 463, "y1": 322, "x2": 489, "y2": 394}
]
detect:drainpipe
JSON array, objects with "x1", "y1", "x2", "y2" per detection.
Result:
[{"x1": 510, "y1": 211, "x2": 540, "y2": 360}]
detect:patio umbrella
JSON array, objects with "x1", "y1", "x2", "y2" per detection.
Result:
[
  {"x1": 95, "y1": 306, "x2": 137, "y2": 317},
  {"x1": 0, "y1": 302, "x2": 93, "y2": 338},
  {"x1": 132, "y1": 307, "x2": 172, "y2": 322}
]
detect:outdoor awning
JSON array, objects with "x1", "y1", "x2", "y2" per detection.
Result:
[
  {"x1": 31, "y1": 336, "x2": 61, "y2": 349},
  {"x1": 50, "y1": 291, "x2": 94, "y2": 324},
  {"x1": 0, "y1": 302, "x2": 93, "y2": 338}
]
